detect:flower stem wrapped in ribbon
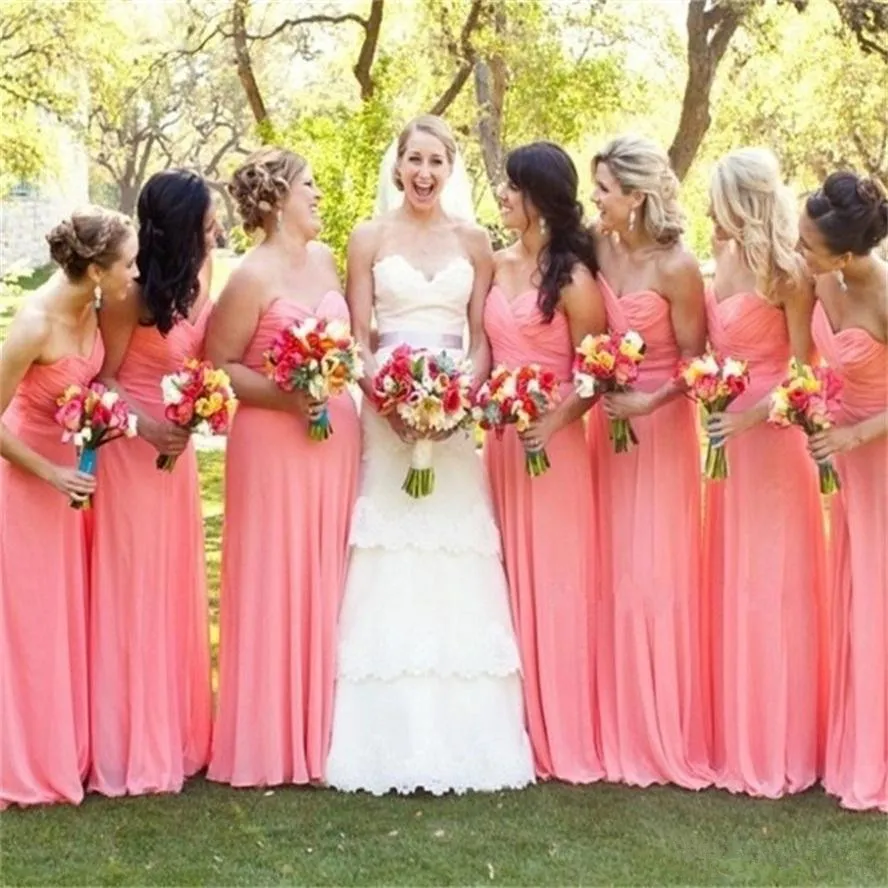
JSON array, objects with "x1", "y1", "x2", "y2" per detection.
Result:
[
  {"x1": 54, "y1": 381, "x2": 138, "y2": 508},
  {"x1": 474, "y1": 364, "x2": 560, "y2": 476},
  {"x1": 264, "y1": 317, "x2": 363, "y2": 441},
  {"x1": 159, "y1": 358, "x2": 238, "y2": 470},
  {"x1": 573, "y1": 330, "x2": 646, "y2": 453},
  {"x1": 373, "y1": 345, "x2": 474, "y2": 498},
  {"x1": 677, "y1": 353, "x2": 750, "y2": 480},
  {"x1": 768, "y1": 358, "x2": 843, "y2": 495}
]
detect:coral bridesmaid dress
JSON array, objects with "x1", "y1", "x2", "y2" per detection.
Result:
[
  {"x1": 813, "y1": 301, "x2": 888, "y2": 813},
  {"x1": 89, "y1": 303, "x2": 212, "y2": 796},
  {"x1": 1, "y1": 332, "x2": 104, "y2": 807},
  {"x1": 704, "y1": 289, "x2": 827, "y2": 797},
  {"x1": 208, "y1": 292, "x2": 360, "y2": 787},
  {"x1": 484, "y1": 285, "x2": 603, "y2": 783},
  {"x1": 590, "y1": 276, "x2": 710, "y2": 790}
]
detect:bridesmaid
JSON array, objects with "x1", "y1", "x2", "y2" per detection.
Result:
[
  {"x1": 801, "y1": 171, "x2": 888, "y2": 813},
  {"x1": 590, "y1": 134, "x2": 710, "y2": 790},
  {"x1": 90, "y1": 170, "x2": 216, "y2": 796},
  {"x1": 0, "y1": 208, "x2": 137, "y2": 807},
  {"x1": 206, "y1": 148, "x2": 360, "y2": 787},
  {"x1": 704, "y1": 148, "x2": 826, "y2": 797},
  {"x1": 485, "y1": 142, "x2": 606, "y2": 783}
]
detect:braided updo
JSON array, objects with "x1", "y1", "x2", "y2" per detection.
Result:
[
  {"x1": 45, "y1": 206, "x2": 133, "y2": 280},
  {"x1": 228, "y1": 147, "x2": 306, "y2": 232}
]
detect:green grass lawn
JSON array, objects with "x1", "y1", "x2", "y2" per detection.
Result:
[
  {"x1": 1, "y1": 270, "x2": 886, "y2": 886},
  {"x1": 1, "y1": 449, "x2": 885, "y2": 887}
]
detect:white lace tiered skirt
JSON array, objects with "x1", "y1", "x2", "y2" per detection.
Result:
[{"x1": 326, "y1": 408, "x2": 534, "y2": 795}]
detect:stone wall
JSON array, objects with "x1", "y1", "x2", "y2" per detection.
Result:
[{"x1": 0, "y1": 131, "x2": 89, "y2": 277}]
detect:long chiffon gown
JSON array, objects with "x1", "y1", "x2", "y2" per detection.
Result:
[
  {"x1": 208, "y1": 292, "x2": 360, "y2": 787},
  {"x1": 589, "y1": 276, "x2": 711, "y2": 790},
  {"x1": 1, "y1": 331, "x2": 104, "y2": 807},
  {"x1": 484, "y1": 285, "x2": 603, "y2": 783},
  {"x1": 813, "y1": 300, "x2": 888, "y2": 813},
  {"x1": 703, "y1": 289, "x2": 827, "y2": 797},
  {"x1": 89, "y1": 304, "x2": 212, "y2": 796}
]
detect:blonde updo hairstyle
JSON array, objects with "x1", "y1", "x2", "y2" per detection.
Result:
[
  {"x1": 393, "y1": 115, "x2": 457, "y2": 191},
  {"x1": 228, "y1": 147, "x2": 307, "y2": 232},
  {"x1": 710, "y1": 148, "x2": 803, "y2": 299},
  {"x1": 45, "y1": 206, "x2": 133, "y2": 281},
  {"x1": 594, "y1": 134, "x2": 684, "y2": 246}
]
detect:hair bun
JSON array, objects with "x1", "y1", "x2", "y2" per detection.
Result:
[{"x1": 856, "y1": 176, "x2": 886, "y2": 208}]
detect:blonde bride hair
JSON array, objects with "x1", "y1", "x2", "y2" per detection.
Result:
[
  {"x1": 710, "y1": 148, "x2": 802, "y2": 299},
  {"x1": 594, "y1": 134, "x2": 684, "y2": 245}
]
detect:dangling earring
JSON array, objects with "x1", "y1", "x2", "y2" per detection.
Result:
[
  {"x1": 275, "y1": 209, "x2": 283, "y2": 232},
  {"x1": 628, "y1": 208, "x2": 636, "y2": 232},
  {"x1": 836, "y1": 269, "x2": 847, "y2": 291},
  {"x1": 93, "y1": 285, "x2": 103, "y2": 309},
  {"x1": 539, "y1": 218, "x2": 548, "y2": 237}
]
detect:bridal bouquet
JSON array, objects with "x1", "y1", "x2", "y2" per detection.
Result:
[
  {"x1": 372, "y1": 345, "x2": 474, "y2": 498},
  {"x1": 573, "y1": 330, "x2": 646, "y2": 453},
  {"x1": 768, "y1": 358, "x2": 843, "y2": 495},
  {"x1": 474, "y1": 364, "x2": 559, "y2": 477},
  {"x1": 159, "y1": 358, "x2": 238, "y2": 470},
  {"x1": 264, "y1": 317, "x2": 363, "y2": 441},
  {"x1": 54, "y1": 381, "x2": 138, "y2": 508},
  {"x1": 677, "y1": 352, "x2": 750, "y2": 481}
]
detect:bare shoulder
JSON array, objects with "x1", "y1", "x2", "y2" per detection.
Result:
[
  {"x1": 216, "y1": 251, "x2": 267, "y2": 307},
  {"x1": 348, "y1": 218, "x2": 384, "y2": 261},
  {"x1": 492, "y1": 242, "x2": 519, "y2": 276},
  {"x1": 308, "y1": 239, "x2": 340, "y2": 276},
  {"x1": 658, "y1": 243, "x2": 702, "y2": 298},
  {"x1": 6, "y1": 296, "x2": 52, "y2": 350},
  {"x1": 774, "y1": 264, "x2": 814, "y2": 310},
  {"x1": 455, "y1": 220, "x2": 492, "y2": 258}
]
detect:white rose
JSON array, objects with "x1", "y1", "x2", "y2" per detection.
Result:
[
  {"x1": 574, "y1": 372, "x2": 597, "y2": 399},
  {"x1": 161, "y1": 376, "x2": 184, "y2": 405}
]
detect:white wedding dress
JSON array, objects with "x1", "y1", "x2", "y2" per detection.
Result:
[{"x1": 325, "y1": 253, "x2": 535, "y2": 795}]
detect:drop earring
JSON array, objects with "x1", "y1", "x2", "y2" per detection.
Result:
[
  {"x1": 93, "y1": 285, "x2": 103, "y2": 309},
  {"x1": 836, "y1": 269, "x2": 847, "y2": 291},
  {"x1": 539, "y1": 218, "x2": 548, "y2": 237},
  {"x1": 628, "y1": 208, "x2": 636, "y2": 232},
  {"x1": 276, "y1": 209, "x2": 283, "y2": 232}
]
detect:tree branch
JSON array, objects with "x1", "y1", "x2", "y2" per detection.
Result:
[
  {"x1": 353, "y1": 0, "x2": 384, "y2": 100},
  {"x1": 428, "y1": 0, "x2": 486, "y2": 116}
]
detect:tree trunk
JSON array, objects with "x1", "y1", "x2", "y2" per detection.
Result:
[
  {"x1": 668, "y1": 0, "x2": 743, "y2": 181},
  {"x1": 474, "y1": 2, "x2": 507, "y2": 194},
  {"x1": 231, "y1": 0, "x2": 270, "y2": 131},
  {"x1": 353, "y1": 0, "x2": 384, "y2": 100}
]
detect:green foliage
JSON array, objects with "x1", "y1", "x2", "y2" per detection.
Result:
[{"x1": 286, "y1": 91, "x2": 398, "y2": 270}]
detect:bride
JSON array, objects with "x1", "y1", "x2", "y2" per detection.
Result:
[{"x1": 325, "y1": 115, "x2": 534, "y2": 794}]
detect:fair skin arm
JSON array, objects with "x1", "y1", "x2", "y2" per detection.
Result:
[
  {"x1": 604, "y1": 249, "x2": 707, "y2": 421},
  {"x1": 0, "y1": 309, "x2": 96, "y2": 500},
  {"x1": 463, "y1": 225, "x2": 494, "y2": 388},
  {"x1": 203, "y1": 264, "x2": 322, "y2": 421},
  {"x1": 708, "y1": 275, "x2": 817, "y2": 442},
  {"x1": 345, "y1": 222, "x2": 415, "y2": 442},
  {"x1": 522, "y1": 266, "x2": 608, "y2": 451},
  {"x1": 97, "y1": 288, "x2": 190, "y2": 457}
]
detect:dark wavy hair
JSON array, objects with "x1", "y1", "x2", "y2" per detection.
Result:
[
  {"x1": 137, "y1": 170, "x2": 211, "y2": 335},
  {"x1": 806, "y1": 171, "x2": 888, "y2": 257},
  {"x1": 505, "y1": 142, "x2": 598, "y2": 322}
]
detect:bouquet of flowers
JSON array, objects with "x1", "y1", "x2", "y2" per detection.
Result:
[
  {"x1": 159, "y1": 358, "x2": 238, "y2": 470},
  {"x1": 54, "y1": 381, "x2": 138, "y2": 508},
  {"x1": 768, "y1": 358, "x2": 843, "y2": 495},
  {"x1": 677, "y1": 352, "x2": 750, "y2": 480},
  {"x1": 372, "y1": 345, "x2": 474, "y2": 498},
  {"x1": 474, "y1": 364, "x2": 560, "y2": 476},
  {"x1": 264, "y1": 317, "x2": 363, "y2": 441},
  {"x1": 573, "y1": 330, "x2": 646, "y2": 453}
]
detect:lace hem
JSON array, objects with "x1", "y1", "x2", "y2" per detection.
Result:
[{"x1": 348, "y1": 495, "x2": 502, "y2": 556}]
